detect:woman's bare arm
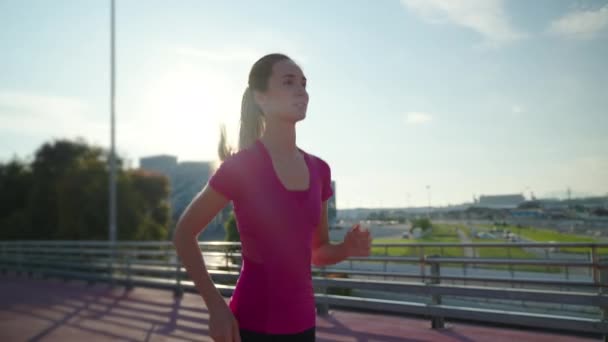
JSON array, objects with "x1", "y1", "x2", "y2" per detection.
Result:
[
  {"x1": 311, "y1": 201, "x2": 371, "y2": 266},
  {"x1": 173, "y1": 184, "x2": 242, "y2": 341},
  {"x1": 172, "y1": 184, "x2": 229, "y2": 308},
  {"x1": 311, "y1": 201, "x2": 348, "y2": 265}
]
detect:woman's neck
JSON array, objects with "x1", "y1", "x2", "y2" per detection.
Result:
[{"x1": 260, "y1": 120, "x2": 298, "y2": 159}]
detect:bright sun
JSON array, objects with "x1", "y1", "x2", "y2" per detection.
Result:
[{"x1": 136, "y1": 63, "x2": 240, "y2": 161}]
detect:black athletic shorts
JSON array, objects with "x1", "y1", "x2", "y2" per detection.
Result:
[{"x1": 238, "y1": 327, "x2": 315, "y2": 342}]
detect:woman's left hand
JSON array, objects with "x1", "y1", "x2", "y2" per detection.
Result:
[{"x1": 343, "y1": 224, "x2": 372, "y2": 257}]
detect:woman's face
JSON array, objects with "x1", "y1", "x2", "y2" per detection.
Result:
[{"x1": 254, "y1": 59, "x2": 309, "y2": 123}]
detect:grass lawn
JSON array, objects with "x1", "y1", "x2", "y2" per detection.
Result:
[
  {"x1": 369, "y1": 222, "x2": 607, "y2": 273},
  {"x1": 372, "y1": 224, "x2": 465, "y2": 257},
  {"x1": 476, "y1": 224, "x2": 608, "y2": 254},
  {"x1": 470, "y1": 238, "x2": 561, "y2": 273}
]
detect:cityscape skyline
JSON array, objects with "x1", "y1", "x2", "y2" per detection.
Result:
[{"x1": 135, "y1": 152, "x2": 604, "y2": 210}]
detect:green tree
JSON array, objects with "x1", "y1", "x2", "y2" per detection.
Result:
[
  {"x1": 0, "y1": 138, "x2": 170, "y2": 241},
  {"x1": 223, "y1": 211, "x2": 240, "y2": 265},
  {"x1": 55, "y1": 155, "x2": 108, "y2": 239},
  {"x1": 224, "y1": 211, "x2": 240, "y2": 243},
  {"x1": 128, "y1": 170, "x2": 171, "y2": 241},
  {"x1": 27, "y1": 138, "x2": 111, "y2": 240},
  {"x1": 412, "y1": 218, "x2": 432, "y2": 231},
  {"x1": 0, "y1": 159, "x2": 32, "y2": 239}
]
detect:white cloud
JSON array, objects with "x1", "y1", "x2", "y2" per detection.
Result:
[
  {"x1": 548, "y1": 5, "x2": 608, "y2": 40},
  {"x1": 0, "y1": 90, "x2": 108, "y2": 142},
  {"x1": 400, "y1": 0, "x2": 525, "y2": 47},
  {"x1": 0, "y1": 90, "x2": 100, "y2": 135},
  {"x1": 405, "y1": 112, "x2": 433, "y2": 124},
  {"x1": 0, "y1": 91, "x2": 88, "y2": 120}
]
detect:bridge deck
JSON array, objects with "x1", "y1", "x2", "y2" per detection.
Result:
[{"x1": 0, "y1": 274, "x2": 597, "y2": 341}]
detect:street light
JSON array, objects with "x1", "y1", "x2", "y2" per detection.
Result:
[{"x1": 108, "y1": 0, "x2": 117, "y2": 244}]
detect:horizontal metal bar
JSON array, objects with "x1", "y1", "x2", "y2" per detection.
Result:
[
  {"x1": 347, "y1": 256, "x2": 422, "y2": 262},
  {"x1": 314, "y1": 277, "x2": 606, "y2": 306},
  {"x1": 2, "y1": 259, "x2": 114, "y2": 272},
  {"x1": 372, "y1": 242, "x2": 608, "y2": 248},
  {"x1": 2, "y1": 247, "x2": 116, "y2": 255},
  {"x1": 0, "y1": 249, "x2": 234, "y2": 260},
  {"x1": 0, "y1": 255, "x2": 172, "y2": 268},
  {"x1": 432, "y1": 304, "x2": 608, "y2": 334},
  {"x1": 0, "y1": 241, "x2": 119, "y2": 247},
  {"x1": 423, "y1": 274, "x2": 598, "y2": 288},
  {"x1": 434, "y1": 284, "x2": 607, "y2": 306},
  {"x1": 424, "y1": 257, "x2": 593, "y2": 267},
  {"x1": 339, "y1": 256, "x2": 596, "y2": 267},
  {"x1": 0, "y1": 258, "x2": 243, "y2": 278},
  {"x1": 313, "y1": 268, "x2": 421, "y2": 277},
  {"x1": 0, "y1": 240, "x2": 236, "y2": 247},
  {"x1": 317, "y1": 295, "x2": 608, "y2": 334},
  {"x1": 23, "y1": 268, "x2": 114, "y2": 282},
  {"x1": 313, "y1": 267, "x2": 598, "y2": 288},
  {"x1": 2, "y1": 247, "x2": 171, "y2": 255}
]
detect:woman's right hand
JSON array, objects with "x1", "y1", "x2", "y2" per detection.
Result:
[{"x1": 208, "y1": 299, "x2": 241, "y2": 342}]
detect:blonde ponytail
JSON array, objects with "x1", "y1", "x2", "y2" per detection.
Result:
[
  {"x1": 217, "y1": 124, "x2": 232, "y2": 162},
  {"x1": 238, "y1": 87, "x2": 264, "y2": 151},
  {"x1": 217, "y1": 87, "x2": 265, "y2": 161}
]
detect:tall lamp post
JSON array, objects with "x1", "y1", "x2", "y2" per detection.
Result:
[{"x1": 109, "y1": 0, "x2": 117, "y2": 245}]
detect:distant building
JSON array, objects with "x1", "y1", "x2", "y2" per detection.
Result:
[
  {"x1": 510, "y1": 209, "x2": 543, "y2": 218},
  {"x1": 476, "y1": 194, "x2": 525, "y2": 210},
  {"x1": 139, "y1": 155, "x2": 178, "y2": 175},
  {"x1": 139, "y1": 155, "x2": 226, "y2": 231},
  {"x1": 328, "y1": 180, "x2": 337, "y2": 224}
]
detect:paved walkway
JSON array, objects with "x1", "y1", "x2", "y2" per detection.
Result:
[
  {"x1": 456, "y1": 229, "x2": 474, "y2": 258},
  {"x1": 0, "y1": 275, "x2": 598, "y2": 341}
]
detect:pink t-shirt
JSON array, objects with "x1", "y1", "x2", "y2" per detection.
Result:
[{"x1": 208, "y1": 139, "x2": 333, "y2": 334}]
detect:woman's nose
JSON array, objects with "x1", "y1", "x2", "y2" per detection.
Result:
[{"x1": 296, "y1": 86, "x2": 308, "y2": 98}]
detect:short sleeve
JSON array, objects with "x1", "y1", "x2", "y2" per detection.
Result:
[
  {"x1": 208, "y1": 157, "x2": 241, "y2": 200},
  {"x1": 319, "y1": 158, "x2": 334, "y2": 202}
]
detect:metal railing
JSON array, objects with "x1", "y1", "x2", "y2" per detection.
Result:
[{"x1": 1, "y1": 240, "x2": 607, "y2": 339}]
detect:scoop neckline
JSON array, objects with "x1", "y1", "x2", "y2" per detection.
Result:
[{"x1": 256, "y1": 139, "x2": 312, "y2": 193}]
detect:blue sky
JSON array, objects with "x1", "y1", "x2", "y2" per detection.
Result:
[{"x1": 1, "y1": 0, "x2": 607, "y2": 208}]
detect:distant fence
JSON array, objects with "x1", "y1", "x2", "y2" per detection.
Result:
[{"x1": 1, "y1": 240, "x2": 607, "y2": 339}]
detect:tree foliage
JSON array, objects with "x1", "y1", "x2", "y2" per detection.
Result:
[
  {"x1": 411, "y1": 218, "x2": 432, "y2": 231},
  {"x1": 0, "y1": 138, "x2": 170, "y2": 241},
  {"x1": 224, "y1": 211, "x2": 240, "y2": 242}
]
